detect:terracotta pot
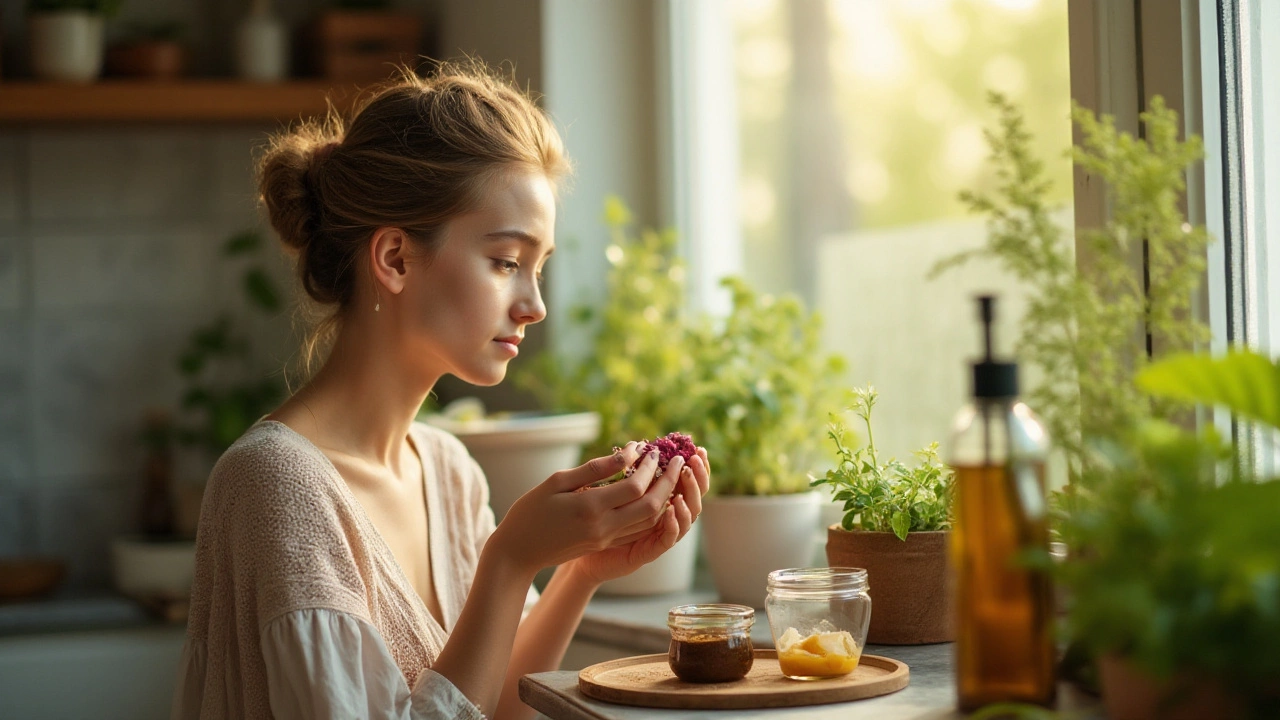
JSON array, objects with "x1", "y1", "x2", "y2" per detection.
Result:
[
  {"x1": 1098, "y1": 654, "x2": 1244, "y2": 720},
  {"x1": 825, "y1": 526, "x2": 953, "y2": 644},
  {"x1": 106, "y1": 41, "x2": 186, "y2": 79}
]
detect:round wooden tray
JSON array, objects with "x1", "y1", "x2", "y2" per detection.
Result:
[{"x1": 578, "y1": 650, "x2": 910, "y2": 710}]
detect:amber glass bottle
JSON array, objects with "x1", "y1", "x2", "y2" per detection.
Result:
[{"x1": 949, "y1": 296, "x2": 1054, "y2": 711}]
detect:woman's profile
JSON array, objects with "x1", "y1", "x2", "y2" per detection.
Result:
[{"x1": 172, "y1": 61, "x2": 710, "y2": 720}]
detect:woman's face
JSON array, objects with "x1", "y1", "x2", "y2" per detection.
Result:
[{"x1": 398, "y1": 168, "x2": 556, "y2": 387}]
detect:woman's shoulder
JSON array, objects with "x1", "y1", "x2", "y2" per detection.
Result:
[{"x1": 204, "y1": 421, "x2": 337, "y2": 504}]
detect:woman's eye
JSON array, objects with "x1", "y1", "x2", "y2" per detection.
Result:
[{"x1": 493, "y1": 259, "x2": 520, "y2": 273}]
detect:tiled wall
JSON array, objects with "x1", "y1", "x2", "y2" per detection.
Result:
[{"x1": 0, "y1": 125, "x2": 296, "y2": 590}]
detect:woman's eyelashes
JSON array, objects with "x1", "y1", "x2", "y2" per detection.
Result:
[{"x1": 492, "y1": 257, "x2": 547, "y2": 286}]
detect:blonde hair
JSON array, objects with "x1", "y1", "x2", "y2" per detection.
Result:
[{"x1": 256, "y1": 60, "x2": 570, "y2": 374}]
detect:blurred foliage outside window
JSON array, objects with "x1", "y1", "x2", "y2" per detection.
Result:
[{"x1": 724, "y1": 0, "x2": 1073, "y2": 466}]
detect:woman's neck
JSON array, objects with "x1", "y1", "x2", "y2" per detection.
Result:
[{"x1": 275, "y1": 319, "x2": 439, "y2": 468}]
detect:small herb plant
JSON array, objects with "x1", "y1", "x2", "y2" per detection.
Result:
[{"x1": 811, "y1": 386, "x2": 953, "y2": 540}]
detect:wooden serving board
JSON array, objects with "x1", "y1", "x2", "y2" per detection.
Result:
[{"x1": 578, "y1": 650, "x2": 909, "y2": 710}]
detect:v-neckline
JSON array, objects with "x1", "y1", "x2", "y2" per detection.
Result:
[{"x1": 257, "y1": 420, "x2": 449, "y2": 634}]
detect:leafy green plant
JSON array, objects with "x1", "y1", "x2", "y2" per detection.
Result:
[
  {"x1": 27, "y1": 0, "x2": 123, "y2": 16},
  {"x1": 174, "y1": 230, "x2": 286, "y2": 459},
  {"x1": 682, "y1": 278, "x2": 847, "y2": 495},
  {"x1": 521, "y1": 197, "x2": 848, "y2": 494},
  {"x1": 518, "y1": 197, "x2": 697, "y2": 460},
  {"x1": 810, "y1": 386, "x2": 953, "y2": 540},
  {"x1": 1050, "y1": 420, "x2": 1280, "y2": 713},
  {"x1": 933, "y1": 93, "x2": 1210, "y2": 481}
]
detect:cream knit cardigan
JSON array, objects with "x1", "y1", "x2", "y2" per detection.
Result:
[{"x1": 174, "y1": 420, "x2": 497, "y2": 718}]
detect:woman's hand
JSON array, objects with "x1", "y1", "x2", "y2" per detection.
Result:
[
  {"x1": 567, "y1": 446, "x2": 711, "y2": 586},
  {"x1": 489, "y1": 442, "x2": 692, "y2": 578}
]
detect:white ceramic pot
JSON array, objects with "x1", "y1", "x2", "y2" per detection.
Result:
[
  {"x1": 597, "y1": 524, "x2": 699, "y2": 596},
  {"x1": 29, "y1": 11, "x2": 105, "y2": 83},
  {"x1": 700, "y1": 491, "x2": 822, "y2": 608},
  {"x1": 110, "y1": 536, "x2": 196, "y2": 599},
  {"x1": 235, "y1": 10, "x2": 288, "y2": 82},
  {"x1": 424, "y1": 411, "x2": 601, "y2": 522}
]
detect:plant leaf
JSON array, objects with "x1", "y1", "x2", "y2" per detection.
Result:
[
  {"x1": 891, "y1": 510, "x2": 911, "y2": 541},
  {"x1": 1137, "y1": 350, "x2": 1280, "y2": 431},
  {"x1": 244, "y1": 269, "x2": 281, "y2": 312},
  {"x1": 223, "y1": 230, "x2": 261, "y2": 256}
]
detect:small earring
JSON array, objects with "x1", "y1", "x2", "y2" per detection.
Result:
[{"x1": 374, "y1": 302, "x2": 381, "y2": 312}]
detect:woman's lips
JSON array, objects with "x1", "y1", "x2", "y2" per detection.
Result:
[{"x1": 494, "y1": 339, "x2": 519, "y2": 356}]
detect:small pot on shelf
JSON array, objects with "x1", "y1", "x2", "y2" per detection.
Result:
[
  {"x1": 29, "y1": 10, "x2": 105, "y2": 83},
  {"x1": 106, "y1": 40, "x2": 185, "y2": 79}
]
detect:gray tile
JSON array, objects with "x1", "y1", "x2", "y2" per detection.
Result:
[
  {"x1": 30, "y1": 227, "x2": 215, "y2": 310},
  {"x1": 28, "y1": 129, "x2": 208, "y2": 222},
  {"x1": 36, "y1": 485, "x2": 133, "y2": 591},
  {"x1": 0, "y1": 232, "x2": 22, "y2": 312},
  {"x1": 0, "y1": 490, "x2": 37, "y2": 557},
  {"x1": 31, "y1": 309, "x2": 190, "y2": 481},
  {"x1": 0, "y1": 134, "x2": 22, "y2": 225},
  {"x1": 0, "y1": 315, "x2": 32, "y2": 488},
  {"x1": 210, "y1": 128, "x2": 274, "y2": 221}
]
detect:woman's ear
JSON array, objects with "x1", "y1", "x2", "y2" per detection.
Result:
[{"x1": 369, "y1": 227, "x2": 410, "y2": 296}]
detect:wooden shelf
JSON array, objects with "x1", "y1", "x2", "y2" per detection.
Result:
[{"x1": 0, "y1": 80, "x2": 360, "y2": 124}]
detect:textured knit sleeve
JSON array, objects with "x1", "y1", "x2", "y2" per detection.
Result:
[
  {"x1": 261, "y1": 609, "x2": 483, "y2": 720},
  {"x1": 216, "y1": 434, "x2": 373, "y2": 625}
]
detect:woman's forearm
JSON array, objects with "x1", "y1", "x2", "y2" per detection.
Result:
[
  {"x1": 495, "y1": 561, "x2": 600, "y2": 720},
  {"x1": 431, "y1": 547, "x2": 538, "y2": 718}
]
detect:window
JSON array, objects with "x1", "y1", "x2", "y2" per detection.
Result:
[{"x1": 669, "y1": 0, "x2": 1075, "y2": 466}]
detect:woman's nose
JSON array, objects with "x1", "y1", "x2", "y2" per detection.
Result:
[{"x1": 513, "y1": 281, "x2": 547, "y2": 324}]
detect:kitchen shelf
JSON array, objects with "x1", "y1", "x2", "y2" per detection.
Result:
[{"x1": 0, "y1": 80, "x2": 359, "y2": 124}]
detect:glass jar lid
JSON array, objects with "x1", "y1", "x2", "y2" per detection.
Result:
[
  {"x1": 767, "y1": 567, "x2": 869, "y2": 598},
  {"x1": 668, "y1": 603, "x2": 755, "y2": 631}
]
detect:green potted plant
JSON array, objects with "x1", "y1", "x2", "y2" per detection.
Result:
[
  {"x1": 27, "y1": 0, "x2": 123, "y2": 82},
  {"x1": 516, "y1": 197, "x2": 696, "y2": 594},
  {"x1": 113, "y1": 229, "x2": 287, "y2": 621},
  {"x1": 812, "y1": 385, "x2": 955, "y2": 644},
  {"x1": 944, "y1": 94, "x2": 1278, "y2": 716},
  {"x1": 684, "y1": 277, "x2": 848, "y2": 608}
]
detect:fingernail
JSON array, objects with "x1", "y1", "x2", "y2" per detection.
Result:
[{"x1": 648, "y1": 450, "x2": 659, "y2": 461}]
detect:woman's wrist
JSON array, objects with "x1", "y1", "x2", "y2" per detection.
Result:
[{"x1": 558, "y1": 557, "x2": 604, "y2": 595}]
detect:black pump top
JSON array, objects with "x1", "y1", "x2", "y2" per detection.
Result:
[{"x1": 972, "y1": 295, "x2": 1019, "y2": 398}]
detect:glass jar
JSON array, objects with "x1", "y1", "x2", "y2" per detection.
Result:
[
  {"x1": 766, "y1": 567, "x2": 871, "y2": 680},
  {"x1": 667, "y1": 603, "x2": 755, "y2": 683}
]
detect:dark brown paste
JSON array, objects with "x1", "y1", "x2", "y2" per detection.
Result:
[{"x1": 668, "y1": 633, "x2": 754, "y2": 683}]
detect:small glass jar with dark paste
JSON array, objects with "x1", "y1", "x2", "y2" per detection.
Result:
[{"x1": 667, "y1": 603, "x2": 755, "y2": 683}]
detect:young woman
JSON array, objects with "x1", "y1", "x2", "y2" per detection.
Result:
[{"x1": 172, "y1": 63, "x2": 710, "y2": 720}]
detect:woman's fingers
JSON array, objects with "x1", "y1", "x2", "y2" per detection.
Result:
[
  {"x1": 611, "y1": 455, "x2": 684, "y2": 526},
  {"x1": 693, "y1": 447, "x2": 711, "y2": 495},
  {"x1": 550, "y1": 442, "x2": 640, "y2": 493},
  {"x1": 590, "y1": 449, "x2": 662, "y2": 508},
  {"x1": 673, "y1": 493, "x2": 693, "y2": 539},
  {"x1": 679, "y1": 466, "x2": 702, "y2": 520}
]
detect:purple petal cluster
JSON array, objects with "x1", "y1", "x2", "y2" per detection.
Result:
[{"x1": 625, "y1": 431, "x2": 696, "y2": 477}]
